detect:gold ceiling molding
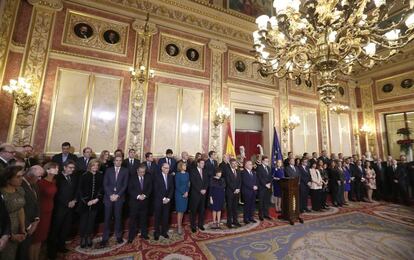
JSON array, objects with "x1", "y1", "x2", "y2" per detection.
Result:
[
  {"x1": 62, "y1": 9, "x2": 129, "y2": 55},
  {"x1": 28, "y1": 0, "x2": 63, "y2": 10},
  {"x1": 83, "y1": 0, "x2": 254, "y2": 44}
]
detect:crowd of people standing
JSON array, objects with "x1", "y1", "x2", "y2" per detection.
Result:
[{"x1": 0, "y1": 142, "x2": 413, "y2": 260}]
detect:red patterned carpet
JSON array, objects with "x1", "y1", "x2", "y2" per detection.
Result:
[{"x1": 62, "y1": 201, "x2": 414, "y2": 260}]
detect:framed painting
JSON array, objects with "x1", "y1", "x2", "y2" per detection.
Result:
[{"x1": 228, "y1": 0, "x2": 273, "y2": 17}]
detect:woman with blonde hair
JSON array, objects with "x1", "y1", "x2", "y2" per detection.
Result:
[
  {"x1": 31, "y1": 162, "x2": 59, "y2": 260},
  {"x1": 98, "y1": 150, "x2": 112, "y2": 173},
  {"x1": 78, "y1": 159, "x2": 103, "y2": 248}
]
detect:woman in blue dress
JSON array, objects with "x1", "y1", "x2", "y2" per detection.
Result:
[
  {"x1": 209, "y1": 169, "x2": 226, "y2": 229},
  {"x1": 272, "y1": 160, "x2": 284, "y2": 213},
  {"x1": 343, "y1": 159, "x2": 352, "y2": 205},
  {"x1": 175, "y1": 161, "x2": 190, "y2": 235}
]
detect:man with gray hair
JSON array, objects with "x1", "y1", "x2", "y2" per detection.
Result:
[
  {"x1": 16, "y1": 165, "x2": 43, "y2": 260},
  {"x1": 0, "y1": 143, "x2": 16, "y2": 170}
]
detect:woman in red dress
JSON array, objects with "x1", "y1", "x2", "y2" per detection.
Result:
[{"x1": 30, "y1": 162, "x2": 58, "y2": 260}]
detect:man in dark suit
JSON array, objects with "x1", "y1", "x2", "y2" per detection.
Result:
[
  {"x1": 0, "y1": 194, "x2": 11, "y2": 251},
  {"x1": 48, "y1": 160, "x2": 78, "y2": 258},
  {"x1": 309, "y1": 152, "x2": 318, "y2": 167},
  {"x1": 204, "y1": 150, "x2": 218, "y2": 178},
  {"x1": 219, "y1": 154, "x2": 231, "y2": 178},
  {"x1": 225, "y1": 159, "x2": 241, "y2": 228},
  {"x1": 189, "y1": 152, "x2": 202, "y2": 172},
  {"x1": 75, "y1": 147, "x2": 93, "y2": 174},
  {"x1": 241, "y1": 160, "x2": 258, "y2": 224},
  {"x1": 285, "y1": 158, "x2": 299, "y2": 178},
  {"x1": 0, "y1": 143, "x2": 16, "y2": 170},
  {"x1": 16, "y1": 165, "x2": 43, "y2": 260},
  {"x1": 352, "y1": 160, "x2": 364, "y2": 202},
  {"x1": 256, "y1": 156, "x2": 273, "y2": 220},
  {"x1": 298, "y1": 158, "x2": 311, "y2": 213},
  {"x1": 189, "y1": 159, "x2": 209, "y2": 233},
  {"x1": 127, "y1": 165, "x2": 152, "y2": 242},
  {"x1": 372, "y1": 158, "x2": 385, "y2": 200},
  {"x1": 122, "y1": 148, "x2": 141, "y2": 176},
  {"x1": 158, "y1": 149, "x2": 177, "y2": 174},
  {"x1": 153, "y1": 163, "x2": 174, "y2": 240},
  {"x1": 318, "y1": 150, "x2": 330, "y2": 165},
  {"x1": 283, "y1": 152, "x2": 293, "y2": 167},
  {"x1": 100, "y1": 156, "x2": 129, "y2": 247},
  {"x1": 143, "y1": 152, "x2": 158, "y2": 175},
  {"x1": 52, "y1": 142, "x2": 78, "y2": 171},
  {"x1": 22, "y1": 144, "x2": 39, "y2": 170},
  {"x1": 392, "y1": 159, "x2": 409, "y2": 205}
]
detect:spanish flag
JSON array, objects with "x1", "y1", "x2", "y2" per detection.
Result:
[{"x1": 225, "y1": 121, "x2": 236, "y2": 158}]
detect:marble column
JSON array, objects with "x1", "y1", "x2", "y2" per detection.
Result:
[
  {"x1": 8, "y1": 0, "x2": 62, "y2": 145},
  {"x1": 126, "y1": 18, "x2": 158, "y2": 158},
  {"x1": 0, "y1": 0, "x2": 20, "y2": 84},
  {"x1": 208, "y1": 39, "x2": 227, "y2": 157},
  {"x1": 279, "y1": 78, "x2": 289, "y2": 157}
]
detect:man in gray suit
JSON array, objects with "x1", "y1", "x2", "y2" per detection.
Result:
[
  {"x1": 285, "y1": 158, "x2": 300, "y2": 178},
  {"x1": 100, "y1": 156, "x2": 129, "y2": 247},
  {"x1": 17, "y1": 165, "x2": 43, "y2": 260}
]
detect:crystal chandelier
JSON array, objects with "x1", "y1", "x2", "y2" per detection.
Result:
[{"x1": 253, "y1": 0, "x2": 414, "y2": 105}]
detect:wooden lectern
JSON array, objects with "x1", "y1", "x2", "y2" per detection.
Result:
[{"x1": 278, "y1": 177, "x2": 304, "y2": 225}]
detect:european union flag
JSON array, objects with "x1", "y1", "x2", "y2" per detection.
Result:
[{"x1": 271, "y1": 127, "x2": 283, "y2": 168}]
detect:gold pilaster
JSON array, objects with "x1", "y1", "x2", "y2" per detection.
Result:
[
  {"x1": 319, "y1": 103, "x2": 330, "y2": 153},
  {"x1": 348, "y1": 80, "x2": 360, "y2": 155},
  {"x1": 126, "y1": 18, "x2": 158, "y2": 158},
  {"x1": 8, "y1": 0, "x2": 62, "y2": 145},
  {"x1": 0, "y1": 0, "x2": 20, "y2": 84},
  {"x1": 208, "y1": 39, "x2": 227, "y2": 156},
  {"x1": 279, "y1": 78, "x2": 289, "y2": 156},
  {"x1": 360, "y1": 79, "x2": 378, "y2": 155}
]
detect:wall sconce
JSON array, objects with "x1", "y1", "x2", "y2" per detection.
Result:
[
  {"x1": 129, "y1": 13, "x2": 155, "y2": 84},
  {"x1": 359, "y1": 124, "x2": 373, "y2": 136},
  {"x1": 129, "y1": 65, "x2": 155, "y2": 83},
  {"x1": 2, "y1": 77, "x2": 35, "y2": 111},
  {"x1": 213, "y1": 105, "x2": 231, "y2": 126},
  {"x1": 329, "y1": 104, "x2": 349, "y2": 114},
  {"x1": 283, "y1": 115, "x2": 300, "y2": 133}
]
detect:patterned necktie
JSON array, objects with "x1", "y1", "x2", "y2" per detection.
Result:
[{"x1": 139, "y1": 176, "x2": 143, "y2": 190}]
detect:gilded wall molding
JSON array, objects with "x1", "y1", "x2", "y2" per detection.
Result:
[
  {"x1": 62, "y1": 10, "x2": 129, "y2": 55},
  {"x1": 279, "y1": 78, "x2": 289, "y2": 156},
  {"x1": 95, "y1": 0, "x2": 253, "y2": 44},
  {"x1": 374, "y1": 70, "x2": 414, "y2": 101},
  {"x1": 28, "y1": 0, "x2": 63, "y2": 10},
  {"x1": 359, "y1": 79, "x2": 378, "y2": 155},
  {"x1": 158, "y1": 33, "x2": 205, "y2": 71},
  {"x1": 9, "y1": 4, "x2": 58, "y2": 145},
  {"x1": 227, "y1": 51, "x2": 273, "y2": 85},
  {"x1": 348, "y1": 80, "x2": 360, "y2": 155},
  {"x1": 125, "y1": 19, "x2": 157, "y2": 158},
  {"x1": 0, "y1": 0, "x2": 20, "y2": 84},
  {"x1": 319, "y1": 104, "x2": 329, "y2": 153},
  {"x1": 208, "y1": 39, "x2": 227, "y2": 156}
]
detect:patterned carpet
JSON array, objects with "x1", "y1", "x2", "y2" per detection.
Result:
[{"x1": 64, "y1": 202, "x2": 414, "y2": 260}]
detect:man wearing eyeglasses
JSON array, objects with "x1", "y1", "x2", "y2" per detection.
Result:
[
  {"x1": 0, "y1": 144, "x2": 16, "y2": 170},
  {"x1": 47, "y1": 160, "x2": 78, "y2": 259}
]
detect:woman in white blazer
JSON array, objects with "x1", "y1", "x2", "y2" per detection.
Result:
[{"x1": 309, "y1": 162, "x2": 323, "y2": 211}]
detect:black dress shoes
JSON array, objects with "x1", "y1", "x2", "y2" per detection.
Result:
[
  {"x1": 233, "y1": 222, "x2": 241, "y2": 227},
  {"x1": 191, "y1": 227, "x2": 197, "y2": 233},
  {"x1": 80, "y1": 238, "x2": 87, "y2": 249},
  {"x1": 259, "y1": 217, "x2": 264, "y2": 221},
  {"x1": 117, "y1": 238, "x2": 124, "y2": 244},
  {"x1": 198, "y1": 226, "x2": 205, "y2": 231},
  {"x1": 86, "y1": 237, "x2": 92, "y2": 247},
  {"x1": 99, "y1": 240, "x2": 107, "y2": 248},
  {"x1": 244, "y1": 220, "x2": 250, "y2": 224},
  {"x1": 127, "y1": 239, "x2": 133, "y2": 244},
  {"x1": 161, "y1": 233, "x2": 169, "y2": 239},
  {"x1": 154, "y1": 234, "x2": 159, "y2": 241},
  {"x1": 226, "y1": 223, "x2": 233, "y2": 229}
]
